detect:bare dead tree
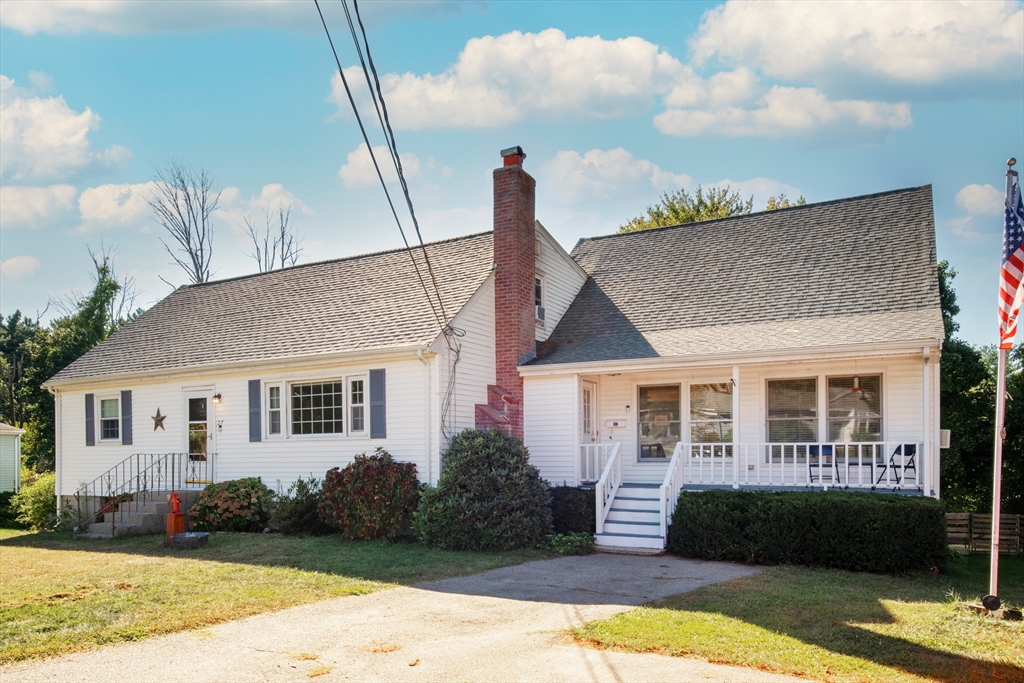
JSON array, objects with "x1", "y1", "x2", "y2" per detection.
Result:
[
  {"x1": 243, "y1": 203, "x2": 302, "y2": 272},
  {"x1": 148, "y1": 160, "x2": 221, "y2": 284}
]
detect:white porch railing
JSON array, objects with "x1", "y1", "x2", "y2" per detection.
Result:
[
  {"x1": 580, "y1": 443, "x2": 617, "y2": 483},
  {"x1": 680, "y1": 442, "x2": 922, "y2": 489},
  {"x1": 659, "y1": 442, "x2": 685, "y2": 539},
  {"x1": 595, "y1": 442, "x2": 622, "y2": 534}
]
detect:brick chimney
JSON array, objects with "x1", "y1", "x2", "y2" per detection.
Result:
[{"x1": 475, "y1": 146, "x2": 536, "y2": 440}]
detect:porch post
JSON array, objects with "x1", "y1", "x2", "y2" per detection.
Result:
[
  {"x1": 922, "y1": 347, "x2": 930, "y2": 496},
  {"x1": 573, "y1": 373, "x2": 581, "y2": 487},
  {"x1": 732, "y1": 365, "x2": 740, "y2": 489}
]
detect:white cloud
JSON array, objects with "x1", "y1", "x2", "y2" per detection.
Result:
[
  {"x1": 216, "y1": 183, "x2": 313, "y2": 231},
  {"x1": 955, "y1": 183, "x2": 1004, "y2": 216},
  {"x1": 331, "y1": 29, "x2": 691, "y2": 130},
  {"x1": 338, "y1": 143, "x2": 421, "y2": 188},
  {"x1": 0, "y1": 0, "x2": 467, "y2": 34},
  {"x1": 541, "y1": 148, "x2": 692, "y2": 203},
  {"x1": 0, "y1": 75, "x2": 131, "y2": 182},
  {"x1": 1, "y1": 255, "x2": 40, "y2": 279},
  {"x1": 655, "y1": 86, "x2": 911, "y2": 138},
  {"x1": 76, "y1": 181, "x2": 157, "y2": 230},
  {"x1": 945, "y1": 216, "x2": 982, "y2": 240},
  {"x1": 691, "y1": 0, "x2": 1023, "y2": 85},
  {"x1": 711, "y1": 177, "x2": 803, "y2": 210},
  {"x1": 0, "y1": 184, "x2": 76, "y2": 229}
]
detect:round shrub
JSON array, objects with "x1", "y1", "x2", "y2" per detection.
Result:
[
  {"x1": 189, "y1": 477, "x2": 274, "y2": 532},
  {"x1": 318, "y1": 448, "x2": 419, "y2": 540},
  {"x1": 11, "y1": 472, "x2": 57, "y2": 531},
  {"x1": 273, "y1": 476, "x2": 333, "y2": 536},
  {"x1": 551, "y1": 485, "x2": 596, "y2": 534},
  {"x1": 414, "y1": 428, "x2": 552, "y2": 551}
]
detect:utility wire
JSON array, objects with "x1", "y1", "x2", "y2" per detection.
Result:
[
  {"x1": 313, "y1": 0, "x2": 445, "y2": 331},
  {"x1": 343, "y1": 0, "x2": 451, "y2": 327}
]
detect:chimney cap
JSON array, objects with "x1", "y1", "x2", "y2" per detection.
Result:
[{"x1": 500, "y1": 146, "x2": 526, "y2": 162}]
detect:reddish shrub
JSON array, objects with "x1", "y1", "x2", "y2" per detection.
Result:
[{"x1": 318, "y1": 449, "x2": 419, "y2": 541}]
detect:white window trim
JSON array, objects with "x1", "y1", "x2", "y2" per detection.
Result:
[
  {"x1": 685, "y1": 380, "x2": 734, "y2": 445},
  {"x1": 265, "y1": 381, "x2": 285, "y2": 439},
  {"x1": 535, "y1": 273, "x2": 546, "y2": 324},
  {"x1": 764, "y1": 376, "x2": 819, "y2": 443},
  {"x1": 97, "y1": 394, "x2": 121, "y2": 443},
  {"x1": 636, "y1": 382, "x2": 682, "y2": 462},
  {"x1": 824, "y1": 372, "x2": 885, "y2": 443}
]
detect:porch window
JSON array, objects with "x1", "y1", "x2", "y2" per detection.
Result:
[
  {"x1": 267, "y1": 385, "x2": 282, "y2": 436},
  {"x1": 827, "y1": 375, "x2": 882, "y2": 441},
  {"x1": 291, "y1": 381, "x2": 344, "y2": 435},
  {"x1": 766, "y1": 378, "x2": 817, "y2": 442},
  {"x1": 689, "y1": 383, "x2": 733, "y2": 442},
  {"x1": 99, "y1": 397, "x2": 120, "y2": 441},
  {"x1": 638, "y1": 385, "x2": 680, "y2": 459},
  {"x1": 349, "y1": 377, "x2": 366, "y2": 433}
]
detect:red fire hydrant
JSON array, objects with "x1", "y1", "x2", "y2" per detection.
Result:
[{"x1": 165, "y1": 492, "x2": 185, "y2": 547}]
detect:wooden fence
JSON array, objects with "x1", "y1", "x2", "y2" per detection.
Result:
[{"x1": 946, "y1": 513, "x2": 1022, "y2": 555}]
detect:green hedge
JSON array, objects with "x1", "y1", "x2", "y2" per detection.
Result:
[
  {"x1": 551, "y1": 486, "x2": 595, "y2": 534},
  {"x1": 667, "y1": 489, "x2": 947, "y2": 573}
]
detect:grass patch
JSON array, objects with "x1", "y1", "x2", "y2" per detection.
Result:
[
  {"x1": 0, "y1": 528, "x2": 547, "y2": 664},
  {"x1": 573, "y1": 555, "x2": 1024, "y2": 683}
]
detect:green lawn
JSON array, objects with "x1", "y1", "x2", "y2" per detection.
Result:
[
  {"x1": 574, "y1": 554, "x2": 1024, "y2": 683},
  {"x1": 0, "y1": 528, "x2": 547, "y2": 664}
]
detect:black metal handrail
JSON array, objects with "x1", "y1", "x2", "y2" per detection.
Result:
[{"x1": 71, "y1": 452, "x2": 215, "y2": 534}]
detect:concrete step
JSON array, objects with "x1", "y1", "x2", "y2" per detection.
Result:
[
  {"x1": 606, "y1": 507, "x2": 659, "y2": 523},
  {"x1": 87, "y1": 521, "x2": 146, "y2": 537},
  {"x1": 603, "y1": 519, "x2": 661, "y2": 535},
  {"x1": 594, "y1": 531, "x2": 665, "y2": 550}
]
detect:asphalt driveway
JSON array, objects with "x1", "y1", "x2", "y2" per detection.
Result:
[{"x1": 4, "y1": 553, "x2": 802, "y2": 682}]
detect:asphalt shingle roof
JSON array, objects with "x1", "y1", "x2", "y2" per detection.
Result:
[
  {"x1": 533, "y1": 185, "x2": 944, "y2": 365},
  {"x1": 48, "y1": 232, "x2": 494, "y2": 385}
]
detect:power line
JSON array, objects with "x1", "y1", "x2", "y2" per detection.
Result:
[{"x1": 313, "y1": 0, "x2": 445, "y2": 331}]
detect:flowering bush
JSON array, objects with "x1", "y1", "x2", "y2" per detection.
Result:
[
  {"x1": 189, "y1": 477, "x2": 274, "y2": 532},
  {"x1": 318, "y1": 449, "x2": 419, "y2": 540}
]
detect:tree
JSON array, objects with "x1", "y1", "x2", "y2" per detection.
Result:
[
  {"x1": 764, "y1": 193, "x2": 807, "y2": 211},
  {"x1": 243, "y1": 203, "x2": 302, "y2": 272},
  {"x1": 148, "y1": 160, "x2": 221, "y2": 284},
  {"x1": 0, "y1": 311, "x2": 41, "y2": 427},
  {"x1": 618, "y1": 185, "x2": 753, "y2": 233},
  {"x1": 22, "y1": 252, "x2": 124, "y2": 471}
]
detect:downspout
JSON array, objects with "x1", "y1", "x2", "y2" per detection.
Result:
[{"x1": 417, "y1": 349, "x2": 432, "y2": 484}]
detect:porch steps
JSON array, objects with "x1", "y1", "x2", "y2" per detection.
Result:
[
  {"x1": 595, "y1": 483, "x2": 665, "y2": 551},
  {"x1": 82, "y1": 494, "x2": 189, "y2": 538}
]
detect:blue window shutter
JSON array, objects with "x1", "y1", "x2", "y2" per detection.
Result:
[
  {"x1": 85, "y1": 394, "x2": 95, "y2": 446},
  {"x1": 121, "y1": 390, "x2": 133, "y2": 445},
  {"x1": 369, "y1": 369, "x2": 386, "y2": 439},
  {"x1": 249, "y1": 380, "x2": 262, "y2": 442}
]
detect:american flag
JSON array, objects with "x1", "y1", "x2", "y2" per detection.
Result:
[{"x1": 1001, "y1": 179, "x2": 1024, "y2": 349}]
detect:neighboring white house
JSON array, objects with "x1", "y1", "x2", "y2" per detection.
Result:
[
  {"x1": 44, "y1": 146, "x2": 945, "y2": 549},
  {"x1": 0, "y1": 423, "x2": 25, "y2": 492}
]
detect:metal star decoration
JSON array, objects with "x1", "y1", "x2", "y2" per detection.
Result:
[{"x1": 152, "y1": 408, "x2": 167, "y2": 431}]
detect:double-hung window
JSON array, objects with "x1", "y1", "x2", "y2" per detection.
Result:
[
  {"x1": 689, "y1": 383, "x2": 733, "y2": 443},
  {"x1": 267, "y1": 385, "x2": 283, "y2": 436},
  {"x1": 766, "y1": 378, "x2": 818, "y2": 442},
  {"x1": 827, "y1": 375, "x2": 882, "y2": 441},
  {"x1": 291, "y1": 381, "x2": 345, "y2": 435},
  {"x1": 99, "y1": 397, "x2": 120, "y2": 441},
  {"x1": 349, "y1": 377, "x2": 366, "y2": 433},
  {"x1": 638, "y1": 385, "x2": 680, "y2": 459}
]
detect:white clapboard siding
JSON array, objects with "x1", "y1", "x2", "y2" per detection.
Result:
[
  {"x1": 523, "y1": 374, "x2": 576, "y2": 485},
  {"x1": 524, "y1": 353, "x2": 934, "y2": 487},
  {"x1": 535, "y1": 222, "x2": 587, "y2": 343},
  {"x1": 56, "y1": 356, "x2": 431, "y2": 496},
  {"x1": 436, "y1": 276, "x2": 495, "y2": 436}
]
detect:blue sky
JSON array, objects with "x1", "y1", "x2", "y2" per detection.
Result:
[{"x1": 1, "y1": 0, "x2": 1021, "y2": 347}]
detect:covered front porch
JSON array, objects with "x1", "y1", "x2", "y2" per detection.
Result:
[{"x1": 523, "y1": 349, "x2": 941, "y2": 550}]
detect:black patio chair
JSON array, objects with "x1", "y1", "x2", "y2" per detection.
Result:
[{"x1": 876, "y1": 443, "x2": 916, "y2": 486}]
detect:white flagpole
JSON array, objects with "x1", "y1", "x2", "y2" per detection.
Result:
[{"x1": 989, "y1": 160, "x2": 1017, "y2": 604}]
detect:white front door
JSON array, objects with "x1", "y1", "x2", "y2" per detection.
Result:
[{"x1": 184, "y1": 390, "x2": 215, "y2": 484}]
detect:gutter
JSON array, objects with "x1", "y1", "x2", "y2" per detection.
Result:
[
  {"x1": 43, "y1": 344, "x2": 431, "y2": 391},
  {"x1": 518, "y1": 338, "x2": 944, "y2": 376}
]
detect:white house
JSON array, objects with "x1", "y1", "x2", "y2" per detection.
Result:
[
  {"x1": 0, "y1": 422, "x2": 25, "y2": 492},
  {"x1": 44, "y1": 147, "x2": 945, "y2": 549}
]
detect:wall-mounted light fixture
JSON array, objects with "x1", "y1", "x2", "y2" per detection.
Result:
[{"x1": 212, "y1": 393, "x2": 222, "y2": 404}]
